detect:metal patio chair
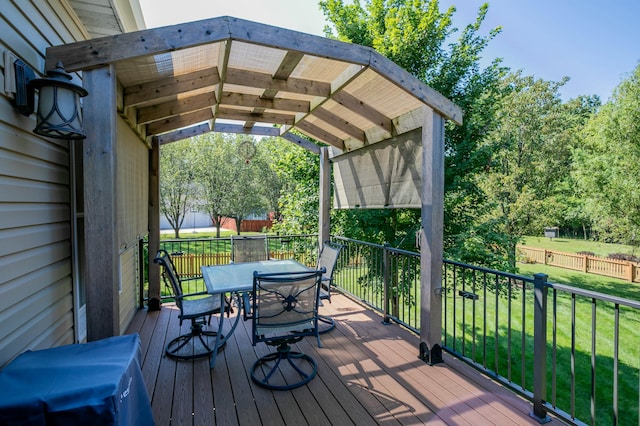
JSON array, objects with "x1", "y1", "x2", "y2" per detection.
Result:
[
  {"x1": 316, "y1": 241, "x2": 343, "y2": 333},
  {"x1": 154, "y1": 249, "x2": 228, "y2": 360},
  {"x1": 231, "y1": 235, "x2": 269, "y2": 263},
  {"x1": 247, "y1": 269, "x2": 324, "y2": 390}
]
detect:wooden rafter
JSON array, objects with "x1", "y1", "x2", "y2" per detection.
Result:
[
  {"x1": 311, "y1": 107, "x2": 365, "y2": 142},
  {"x1": 225, "y1": 67, "x2": 330, "y2": 97},
  {"x1": 296, "y1": 121, "x2": 345, "y2": 150},
  {"x1": 217, "y1": 107, "x2": 294, "y2": 125},
  {"x1": 332, "y1": 90, "x2": 393, "y2": 135},
  {"x1": 124, "y1": 68, "x2": 219, "y2": 107},
  {"x1": 146, "y1": 108, "x2": 213, "y2": 135},
  {"x1": 220, "y1": 92, "x2": 309, "y2": 113},
  {"x1": 137, "y1": 92, "x2": 217, "y2": 124}
]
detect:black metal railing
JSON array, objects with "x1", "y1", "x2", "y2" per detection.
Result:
[
  {"x1": 440, "y1": 259, "x2": 640, "y2": 426},
  {"x1": 140, "y1": 234, "x2": 640, "y2": 425},
  {"x1": 141, "y1": 234, "x2": 318, "y2": 300}
]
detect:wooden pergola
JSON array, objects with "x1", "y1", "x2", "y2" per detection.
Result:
[{"x1": 46, "y1": 16, "x2": 462, "y2": 364}]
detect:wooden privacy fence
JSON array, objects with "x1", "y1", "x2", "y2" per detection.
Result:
[
  {"x1": 517, "y1": 245, "x2": 640, "y2": 282},
  {"x1": 170, "y1": 250, "x2": 304, "y2": 278}
]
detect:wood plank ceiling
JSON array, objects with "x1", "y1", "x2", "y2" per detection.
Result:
[{"x1": 46, "y1": 16, "x2": 462, "y2": 152}]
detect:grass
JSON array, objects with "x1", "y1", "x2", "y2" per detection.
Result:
[
  {"x1": 443, "y1": 267, "x2": 640, "y2": 425},
  {"x1": 521, "y1": 235, "x2": 639, "y2": 258},
  {"x1": 514, "y1": 246, "x2": 640, "y2": 424}
]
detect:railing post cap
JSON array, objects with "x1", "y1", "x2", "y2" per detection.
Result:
[{"x1": 533, "y1": 273, "x2": 548, "y2": 281}]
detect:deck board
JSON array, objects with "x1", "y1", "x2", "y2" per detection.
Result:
[{"x1": 127, "y1": 293, "x2": 558, "y2": 425}]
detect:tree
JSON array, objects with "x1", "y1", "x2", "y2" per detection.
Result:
[
  {"x1": 573, "y1": 64, "x2": 640, "y2": 245},
  {"x1": 475, "y1": 72, "x2": 597, "y2": 267},
  {"x1": 225, "y1": 140, "x2": 272, "y2": 235},
  {"x1": 267, "y1": 135, "x2": 321, "y2": 235},
  {"x1": 321, "y1": 0, "x2": 509, "y2": 264},
  {"x1": 159, "y1": 140, "x2": 197, "y2": 238},
  {"x1": 193, "y1": 134, "x2": 279, "y2": 236},
  {"x1": 192, "y1": 134, "x2": 236, "y2": 238}
]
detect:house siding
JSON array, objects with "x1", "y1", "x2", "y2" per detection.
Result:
[
  {"x1": 0, "y1": 1, "x2": 146, "y2": 367},
  {"x1": 0, "y1": 0, "x2": 87, "y2": 367},
  {"x1": 117, "y1": 117, "x2": 148, "y2": 331}
]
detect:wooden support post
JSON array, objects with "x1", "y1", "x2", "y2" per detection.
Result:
[
  {"x1": 318, "y1": 146, "x2": 331, "y2": 250},
  {"x1": 418, "y1": 107, "x2": 444, "y2": 365},
  {"x1": 147, "y1": 137, "x2": 161, "y2": 310},
  {"x1": 83, "y1": 65, "x2": 120, "y2": 340}
]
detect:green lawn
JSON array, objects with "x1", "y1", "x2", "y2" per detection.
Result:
[
  {"x1": 441, "y1": 238, "x2": 640, "y2": 426},
  {"x1": 521, "y1": 235, "x2": 639, "y2": 258}
]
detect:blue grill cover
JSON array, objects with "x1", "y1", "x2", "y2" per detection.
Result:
[{"x1": 0, "y1": 334, "x2": 154, "y2": 425}]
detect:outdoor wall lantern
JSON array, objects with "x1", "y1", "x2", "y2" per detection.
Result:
[{"x1": 12, "y1": 59, "x2": 88, "y2": 140}]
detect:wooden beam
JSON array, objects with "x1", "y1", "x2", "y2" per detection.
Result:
[
  {"x1": 332, "y1": 90, "x2": 393, "y2": 134},
  {"x1": 83, "y1": 65, "x2": 120, "y2": 340},
  {"x1": 419, "y1": 106, "x2": 445, "y2": 365},
  {"x1": 312, "y1": 107, "x2": 366, "y2": 142},
  {"x1": 147, "y1": 137, "x2": 161, "y2": 310},
  {"x1": 157, "y1": 123, "x2": 211, "y2": 145},
  {"x1": 216, "y1": 107, "x2": 294, "y2": 125},
  {"x1": 124, "y1": 67, "x2": 219, "y2": 107},
  {"x1": 220, "y1": 92, "x2": 309, "y2": 113},
  {"x1": 273, "y1": 51, "x2": 304, "y2": 80},
  {"x1": 296, "y1": 121, "x2": 345, "y2": 151},
  {"x1": 280, "y1": 132, "x2": 321, "y2": 155},
  {"x1": 318, "y1": 146, "x2": 331, "y2": 248},
  {"x1": 46, "y1": 16, "x2": 371, "y2": 73},
  {"x1": 226, "y1": 67, "x2": 330, "y2": 97},
  {"x1": 213, "y1": 122, "x2": 280, "y2": 136},
  {"x1": 146, "y1": 108, "x2": 213, "y2": 135},
  {"x1": 137, "y1": 92, "x2": 216, "y2": 124}
]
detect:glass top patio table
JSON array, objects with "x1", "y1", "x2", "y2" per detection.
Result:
[{"x1": 201, "y1": 259, "x2": 312, "y2": 368}]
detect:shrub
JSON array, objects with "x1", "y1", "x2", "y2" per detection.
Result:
[
  {"x1": 577, "y1": 251, "x2": 597, "y2": 257},
  {"x1": 607, "y1": 252, "x2": 640, "y2": 263}
]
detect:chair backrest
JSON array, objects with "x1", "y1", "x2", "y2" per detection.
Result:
[
  {"x1": 251, "y1": 269, "x2": 324, "y2": 345},
  {"x1": 316, "y1": 242, "x2": 342, "y2": 298},
  {"x1": 231, "y1": 235, "x2": 269, "y2": 263},
  {"x1": 154, "y1": 249, "x2": 184, "y2": 309}
]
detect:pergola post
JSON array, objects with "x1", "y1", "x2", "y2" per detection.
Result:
[
  {"x1": 419, "y1": 106, "x2": 445, "y2": 364},
  {"x1": 318, "y1": 146, "x2": 331, "y2": 249},
  {"x1": 83, "y1": 65, "x2": 120, "y2": 340},
  {"x1": 147, "y1": 137, "x2": 161, "y2": 311}
]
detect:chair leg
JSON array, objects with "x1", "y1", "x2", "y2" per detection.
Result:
[
  {"x1": 165, "y1": 319, "x2": 225, "y2": 360},
  {"x1": 317, "y1": 314, "x2": 335, "y2": 334},
  {"x1": 251, "y1": 343, "x2": 317, "y2": 390}
]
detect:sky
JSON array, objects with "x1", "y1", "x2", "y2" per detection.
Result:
[{"x1": 138, "y1": 0, "x2": 640, "y2": 102}]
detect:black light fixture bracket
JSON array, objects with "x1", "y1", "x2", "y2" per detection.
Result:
[{"x1": 12, "y1": 59, "x2": 36, "y2": 116}]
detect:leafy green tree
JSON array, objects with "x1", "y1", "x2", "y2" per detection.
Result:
[
  {"x1": 193, "y1": 134, "x2": 277, "y2": 236},
  {"x1": 267, "y1": 135, "x2": 321, "y2": 235},
  {"x1": 192, "y1": 134, "x2": 236, "y2": 238},
  {"x1": 225, "y1": 139, "x2": 274, "y2": 234},
  {"x1": 573, "y1": 64, "x2": 640, "y2": 245},
  {"x1": 475, "y1": 72, "x2": 596, "y2": 266},
  {"x1": 321, "y1": 0, "x2": 508, "y2": 265},
  {"x1": 159, "y1": 140, "x2": 197, "y2": 238}
]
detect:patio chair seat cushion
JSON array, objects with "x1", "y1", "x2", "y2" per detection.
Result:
[
  {"x1": 180, "y1": 295, "x2": 221, "y2": 320},
  {"x1": 256, "y1": 320, "x2": 316, "y2": 339}
]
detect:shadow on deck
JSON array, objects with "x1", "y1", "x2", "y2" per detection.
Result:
[{"x1": 127, "y1": 293, "x2": 556, "y2": 425}]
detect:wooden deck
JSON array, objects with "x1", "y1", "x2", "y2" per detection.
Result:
[{"x1": 126, "y1": 293, "x2": 558, "y2": 425}]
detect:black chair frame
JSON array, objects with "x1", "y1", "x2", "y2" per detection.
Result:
[
  {"x1": 154, "y1": 249, "x2": 228, "y2": 360},
  {"x1": 247, "y1": 268, "x2": 324, "y2": 390}
]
